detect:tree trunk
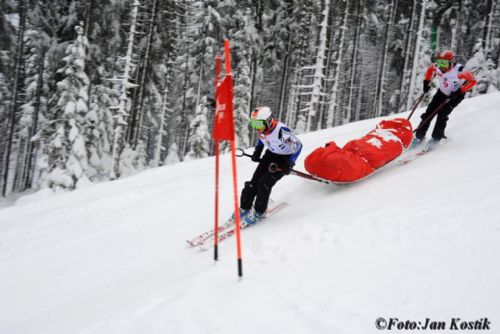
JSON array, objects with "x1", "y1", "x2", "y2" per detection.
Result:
[
  {"x1": 483, "y1": 0, "x2": 495, "y2": 58},
  {"x1": 398, "y1": 0, "x2": 417, "y2": 112},
  {"x1": 132, "y1": 0, "x2": 158, "y2": 148},
  {"x1": 152, "y1": 83, "x2": 169, "y2": 167},
  {"x1": 405, "y1": 0, "x2": 427, "y2": 112},
  {"x1": 346, "y1": 0, "x2": 362, "y2": 123},
  {"x1": 317, "y1": 4, "x2": 336, "y2": 131},
  {"x1": 277, "y1": 36, "x2": 292, "y2": 121},
  {"x1": 249, "y1": 0, "x2": 263, "y2": 112},
  {"x1": 110, "y1": 0, "x2": 140, "y2": 180},
  {"x1": 24, "y1": 51, "x2": 45, "y2": 190},
  {"x1": 373, "y1": 0, "x2": 396, "y2": 118},
  {"x1": 2, "y1": 0, "x2": 26, "y2": 197},
  {"x1": 326, "y1": 0, "x2": 348, "y2": 127},
  {"x1": 306, "y1": 0, "x2": 330, "y2": 132}
]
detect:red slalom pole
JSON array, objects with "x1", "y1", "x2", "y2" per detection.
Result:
[
  {"x1": 224, "y1": 39, "x2": 243, "y2": 277},
  {"x1": 230, "y1": 139, "x2": 243, "y2": 277},
  {"x1": 213, "y1": 54, "x2": 222, "y2": 261}
]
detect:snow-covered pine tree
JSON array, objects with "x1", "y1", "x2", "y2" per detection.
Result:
[
  {"x1": 16, "y1": 28, "x2": 50, "y2": 191},
  {"x1": 151, "y1": 80, "x2": 171, "y2": 168},
  {"x1": 110, "y1": 0, "x2": 140, "y2": 180},
  {"x1": 185, "y1": 97, "x2": 210, "y2": 159},
  {"x1": 43, "y1": 24, "x2": 91, "y2": 190},
  {"x1": 164, "y1": 142, "x2": 180, "y2": 166},
  {"x1": 233, "y1": 55, "x2": 251, "y2": 148},
  {"x1": 128, "y1": 0, "x2": 159, "y2": 149},
  {"x1": 169, "y1": 0, "x2": 205, "y2": 158},
  {"x1": 466, "y1": 41, "x2": 498, "y2": 94},
  {"x1": 482, "y1": 0, "x2": 500, "y2": 70},
  {"x1": 86, "y1": 84, "x2": 115, "y2": 180},
  {"x1": 286, "y1": 0, "x2": 317, "y2": 130}
]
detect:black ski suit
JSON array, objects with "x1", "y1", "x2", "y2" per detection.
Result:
[
  {"x1": 240, "y1": 150, "x2": 291, "y2": 215},
  {"x1": 415, "y1": 89, "x2": 464, "y2": 141}
]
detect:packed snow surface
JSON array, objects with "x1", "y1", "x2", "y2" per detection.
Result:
[{"x1": 1, "y1": 93, "x2": 499, "y2": 334}]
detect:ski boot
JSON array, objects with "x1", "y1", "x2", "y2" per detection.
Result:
[
  {"x1": 244, "y1": 210, "x2": 264, "y2": 225},
  {"x1": 410, "y1": 136, "x2": 425, "y2": 149},
  {"x1": 424, "y1": 137, "x2": 445, "y2": 152},
  {"x1": 231, "y1": 208, "x2": 250, "y2": 222}
]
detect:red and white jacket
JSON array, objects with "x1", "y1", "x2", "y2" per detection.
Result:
[{"x1": 424, "y1": 63, "x2": 477, "y2": 96}]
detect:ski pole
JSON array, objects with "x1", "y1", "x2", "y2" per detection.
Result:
[
  {"x1": 412, "y1": 98, "x2": 450, "y2": 134},
  {"x1": 412, "y1": 88, "x2": 469, "y2": 134},
  {"x1": 406, "y1": 92, "x2": 426, "y2": 120},
  {"x1": 413, "y1": 74, "x2": 476, "y2": 134}
]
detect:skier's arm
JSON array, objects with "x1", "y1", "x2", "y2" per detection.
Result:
[
  {"x1": 424, "y1": 64, "x2": 436, "y2": 80},
  {"x1": 251, "y1": 139, "x2": 264, "y2": 162},
  {"x1": 457, "y1": 70, "x2": 477, "y2": 93},
  {"x1": 423, "y1": 64, "x2": 436, "y2": 92}
]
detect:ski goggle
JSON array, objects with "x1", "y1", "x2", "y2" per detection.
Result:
[
  {"x1": 250, "y1": 119, "x2": 266, "y2": 130},
  {"x1": 436, "y1": 59, "x2": 450, "y2": 68}
]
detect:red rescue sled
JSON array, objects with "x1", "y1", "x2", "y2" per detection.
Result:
[{"x1": 304, "y1": 118, "x2": 413, "y2": 183}]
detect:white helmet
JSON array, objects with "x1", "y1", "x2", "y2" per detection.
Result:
[{"x1": 250, "y1": 106, "x2": 273, "y2": 130}]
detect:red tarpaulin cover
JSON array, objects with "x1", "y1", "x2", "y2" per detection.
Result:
[{"x1": 304, "y1": 118, "x2": 413, "y2": 182}]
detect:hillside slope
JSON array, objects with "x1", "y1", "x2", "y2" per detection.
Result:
[{"x1": 1, "y1": 93, "x2": 500, "y2": 334}]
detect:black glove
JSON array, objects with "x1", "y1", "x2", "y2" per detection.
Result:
[
  {"x1": 281, "y1": 160, "x2": 295, "y2": 175},
  {"x1": 423, "y1": 80, "x2": 431, "y2": 93},
  {"x1": 449, "y1": 90, "x2": 465, "y2": 101},
  {"x1": 251, "y1": 146, "x2": 263, "y2": 162}
]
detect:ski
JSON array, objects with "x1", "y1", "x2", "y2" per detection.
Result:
[
  {"x1": 186, "y1": 199, "x2": 280, "y2": 247},
  {"x1": 197, "y1": 201, "x2": 289, "y2": 251},
  {"x1": 398, "y1": 138, "x2": 447, "y2": 165},
  {"x1": 186, "y1": 217, "x2": 238, "y2": 247}
]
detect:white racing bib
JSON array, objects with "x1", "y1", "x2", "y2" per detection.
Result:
[
  {"x1": 258, "y1": 122, "x2": 301, "y2": 156},
  {"x1": 435, "y1": 63, "x2": 465, "y2": 96}
]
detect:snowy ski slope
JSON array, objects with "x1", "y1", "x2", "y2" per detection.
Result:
[{"x1": 1, "y1": 92, "x2": 499, "y2": 334}]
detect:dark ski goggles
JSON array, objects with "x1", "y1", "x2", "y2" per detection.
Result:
[
  {"x1": 250, "y1": 119, "x2": 266, "y2": 130},
  {"x1": 436, "y1": 59, "x2": 450, "y2": 69}
]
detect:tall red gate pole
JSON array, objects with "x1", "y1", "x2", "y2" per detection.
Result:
[{"x1": 224, "y1": 40, "x2": 243, "y2": 277}]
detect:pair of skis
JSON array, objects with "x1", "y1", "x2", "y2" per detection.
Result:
[
  {"x1": 187, "y1": 201, "x2": 288, "y2": 251},
  {"x1": 398, "y1": 138, "x2": 446, "y2": 165}
]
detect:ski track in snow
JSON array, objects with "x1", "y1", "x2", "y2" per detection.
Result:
[{"x1": 1, "y1": 93, "x2": 500, "y2": 334}]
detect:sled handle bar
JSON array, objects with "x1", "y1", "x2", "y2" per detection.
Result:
[
  {"x1": 236, "y1": 148, "x2": 329, "y2": 183},
  {"x1": 235, "y1": 148, "x2": 253, "y2": 159},
  {"x1": 235, "y1": 148, "x2": 279, "y2": 172}
]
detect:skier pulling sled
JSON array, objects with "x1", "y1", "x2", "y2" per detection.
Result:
[
  {"x1": 187, "y1": 106, "x2": 301, "y2": 249},
  {"x1": 238, "y1": 106, "x2": 302, "y2": 225},
  {"x1": 412, "y1": 50, "x2": 477, "y2": 150}
]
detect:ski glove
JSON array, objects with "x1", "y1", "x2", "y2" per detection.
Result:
[
  {"x1": 423, "y1": 80, "x2": 431, "y2": 93},
  {"x1": 251, "y1": 146, "x2": 263, "y2": 162},
  {"x1": 449, "y1": 90, "x2": 465, "y2": 101},
  {"x1": 281, "y1": 160, "x2": 295, "y2": 175}
]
